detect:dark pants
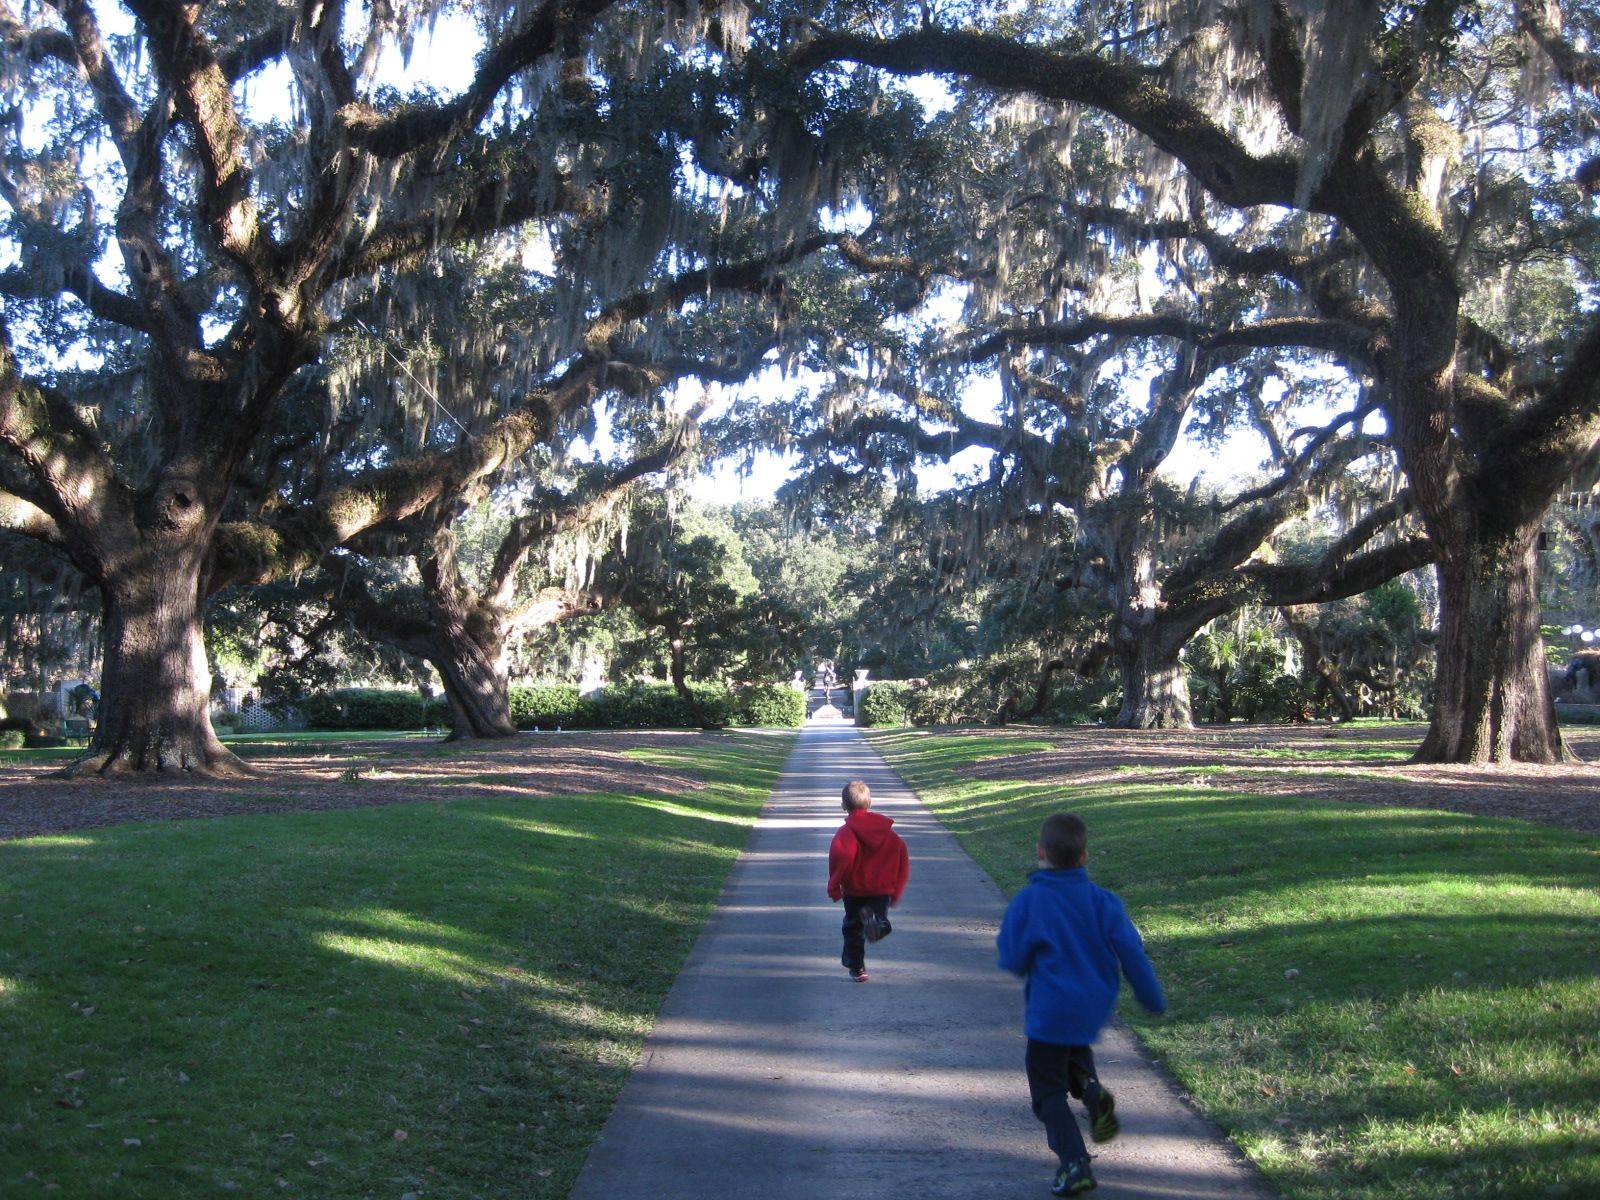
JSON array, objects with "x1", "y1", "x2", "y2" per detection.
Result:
[
  {"x1": 1026, "y1": 1038, "x2": 1102, "y2": 1166},
  {"x1": 840, "y1": 894, "x2": 891, "y2": 971}
]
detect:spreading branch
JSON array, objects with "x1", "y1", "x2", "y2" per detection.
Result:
[{"x1": 338, "y1": 0, "x2": 618, "y2": 157}]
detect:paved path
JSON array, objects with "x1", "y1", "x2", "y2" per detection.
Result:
[{"x1": 570, "y1": 720, "x2": 1275, "y2": 1199}]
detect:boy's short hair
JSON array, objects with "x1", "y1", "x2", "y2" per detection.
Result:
[
  {"x1": 1039, "y1": 812, "x2": 1088, "y2": 868},
  {"x1": 842, "y1": 780, "x2": 872, "y2": 810}
]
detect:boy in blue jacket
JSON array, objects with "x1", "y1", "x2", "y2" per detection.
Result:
[{"x1": 997, "y1": 812, "x2": 1166, "y2": 1195}]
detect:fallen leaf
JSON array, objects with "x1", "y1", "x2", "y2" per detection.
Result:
[
  {"x1": 393, "y1": 1129, "x2": 408, "y2": 1142},
  {"x1": 1258, "y1": 1084, "x2": 1276, "y2": 1097},
  {"x1": 64, "y1": 1070, "x2": 85, "y2": 1082},
  {"x1": 123, "y1": 1138, "x2": 141, "y2": 1148}
]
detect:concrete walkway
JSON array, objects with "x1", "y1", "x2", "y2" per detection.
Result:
[{"x1": 570, "y1": 720, "x2": 1275, "y2": 1199}]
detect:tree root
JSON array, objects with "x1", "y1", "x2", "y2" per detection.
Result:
[{"x1": 58, "y1": 743, "x2": 255, "y2": 780}]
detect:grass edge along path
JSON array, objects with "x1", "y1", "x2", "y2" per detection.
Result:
[
  {"x1": 0, "y1": 729, "x2": 794, "y2": 1200},
  {"x1": 866, "y1": 728, "x2": 1600, "y2": 1200}
]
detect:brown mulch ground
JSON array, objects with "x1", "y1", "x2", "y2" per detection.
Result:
[
  {"x1": 946, "y1": 722, "x2": 1600, "y2": 835},
  {"x1": 0, "y1": 731, "x2": 718, "y2": 841}
]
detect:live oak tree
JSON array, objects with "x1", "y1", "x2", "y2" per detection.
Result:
[
  {"x1": 279, "y1": 191, "x2": 926, "y2": 738},
  {"x1": 321, "y1": 412, "x2": 712, "y2": 739},
  {"x1": 248, "y1": 231, "x2": 804, "y2": 740},
  {"x1": 794, "y1": 0, "x2": 1600, "y2": 759},
  {"x1": 798, "y1": 359, "x2": 1430, "y2": 726},
  {"x1": 0, "y1": 0, "x2": 927, "y2": 772},
  {"x1": 775, "y1": 106, "x2": 1431, "y2": 727}
]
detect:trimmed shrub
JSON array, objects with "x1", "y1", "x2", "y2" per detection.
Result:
[
  {"x1": 0, "y1": 715, "x2": 46, "y2": 747},
  {"x1": 857, "y1": 682, "x2": 910, "y2": 727},
  {"x1": 509, "y1": 684, "x2": 588, "y2": 730},
  {"x1": 0, "y1": 729, "x2": 25, "y2": 750},
  {"x1": 587, "y1": 682, "x2": 734, "y2": 729},
  {"x1": 734, "y1": 684, "x2": 805, "y2": 727},
  {"x1": 303, "y1": 688, "x2": 442, "y2": 730}
]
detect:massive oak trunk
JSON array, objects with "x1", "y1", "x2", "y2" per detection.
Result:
[
  {"x1": 75, "y1": 552, "x2": 244, "y2": 776},
  {"x1": 431, "y1": 614, "x2": 517, "y2": 740},
  {"x1": 1415, "y1": 529, "x2": 1568, "y2": 764},
  {"x1": 1109, "y1": 544, "x2": 1194, "y2": 729},
  {"x1": 422, "y1": 587, "x2": 601, "y2": 740},
  {"x1": 1113, "y1": 632, "x2": 1192, "y2": 729}
]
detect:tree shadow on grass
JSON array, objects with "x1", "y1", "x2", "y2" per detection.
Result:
[
  {"x1": 889, "y1": 757, "x2": 1600, "y2": 1200},
  {"x1": 0, "y1": 739, "x2": 790, "y2": 1200}
]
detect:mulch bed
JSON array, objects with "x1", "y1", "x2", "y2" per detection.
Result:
[
  {"x1": 0, "y1": 731, "x2": 714, "y2": 841},
  {"x1": 945, "y1": 723, "x2": 1600, "y2": 835}
]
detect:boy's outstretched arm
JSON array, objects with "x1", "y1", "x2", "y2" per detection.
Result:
[
  {"x1": 995, "y1": 892, "x2": 1036, "y2": 977},
  {"x1": 826, "y1": 827, "x2": 856, "y2": 902},
  {"x1": 1109, "y1": 901, "x2": 1166, "y2": 1014},
  {"x1": 890, "y1": 834, "x2": 910, "y2": 906}
]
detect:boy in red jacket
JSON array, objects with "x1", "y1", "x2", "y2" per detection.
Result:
[{"x1": 826, "y1": 780, "x2": 910, "y2": 982}]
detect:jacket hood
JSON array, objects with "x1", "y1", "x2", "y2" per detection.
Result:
[
  {"x1": 1028, "y1": 866, "x2": 1089, "y2": 886},
  {"x1": 845, "y1": 809, "x2": 896, "y2": 850}
]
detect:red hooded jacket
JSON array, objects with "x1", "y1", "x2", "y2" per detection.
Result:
[{"x1": 827, "y1": 810, "x2": 910, "y2": 905}]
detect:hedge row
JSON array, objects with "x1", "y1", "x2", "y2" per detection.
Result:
[
  {"x1": 511, "y1": 681, "x2": 805, "y2": 730},
  {"x1": 302, "y1": 689, "x2": 449, "y2": 730},
  {"x1": 300, "y1": 682, "x2": 806, "y2": 731}
]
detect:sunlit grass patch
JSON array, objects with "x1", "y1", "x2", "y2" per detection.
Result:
[
  {"x1": 1237, "y1": 744, "x2": 1414, "y2": 762},
  {"x1": 869, "y1": 730, "x2": 1600, "y2": 1200},
  {"x1": 0, "y1": 730, "x2": 792, "y2": 1199}
]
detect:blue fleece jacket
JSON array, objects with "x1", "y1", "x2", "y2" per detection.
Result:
[{"x1": 996, "y1": 867, "x2": 1166, "y2": 1045}]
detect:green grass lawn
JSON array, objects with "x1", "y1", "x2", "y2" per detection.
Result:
[
  {"x1": 0, "y1": 731, "x2": 793, "y2": 1199},
  {"x1": 868, "y1": 729, "x2": 1600, "y2": 1200}
]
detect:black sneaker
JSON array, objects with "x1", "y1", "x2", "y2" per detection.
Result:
[
  {"x1": 1087, "y1": 1085, "x2": 1119, "y2": 1144},
  {"x1": 1051, "y1": 1159, "x2": 1096, "y2": 1195},
  {"x1": 862, "y1": 907, "x2": 885, "y2": 943},
  {"x1": 849, "y1": 967, "x2": 869, "y2": 983}
]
